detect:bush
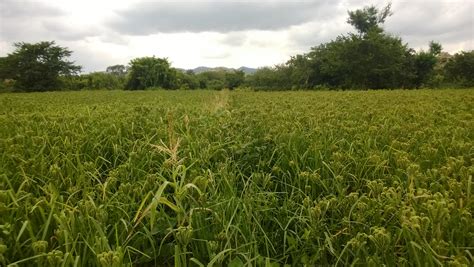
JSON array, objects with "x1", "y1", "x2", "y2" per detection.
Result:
[{"x1": 61, "y1": 72, "x2": 126, "y2": 90}]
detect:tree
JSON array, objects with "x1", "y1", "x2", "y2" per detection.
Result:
[
  {"x1": 412, "y1": 41, "x2": 443, "y2": 87},
  {"x1": 175, "y1": 70, "x2": 199, "y2": 89},
  {"x1": 1, "y1": 41, "x2": 81, "y2": 91},
  {"x1": 309, "y1": 33, "x2": 414, "y2": 89},
  {"x1": 195, "y1": 69, "x2": 243, "y2": 90},
  {"x1": 0, "y1": 57, "x2": 15, "y2": 80},
  {"x1": 429, "y1": 41, "x2": 442, "y2": 56},
  {"x1": 125, "y1": 56, "x2": 177, "y2": 90},
  {"x1": 246, "y1": 65, "x2": 292, "y2": 90},
  {"x1": 224, "y1": 70, "x2": 245, "y2": 89},
  {"x1": 347, "y1": 3, "x2": 392, "y2": 35},
  {"x1": 286, "y1": 54, "x2": 315, "y2": 89},
  {"x1": 298, "y1": 4, "x2": 415, "y2": 89},
  {"x1": 246, "y1": 4, "x2": 416, "y2": 90},
  {"x1": 444, "y1": 50, "x2": 474, "y2": 87},
  {"x1": 196, "y1": 71, "x2": 226, "y2": 90},
  {"x1": 106, "y1": 64, "x2": 127, "y2": 76}
]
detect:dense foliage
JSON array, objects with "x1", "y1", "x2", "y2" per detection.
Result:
[
  {"x1": 0, "y1": 42, "x2": 81, "y2": 91},
  {"x1": 307, "y1": 32, "x2": 414, "y2": 89},
  {"x1": 347, "y1": 4, "x2": 392, "y2": 35},
  {"x1": 125, "y1": 57, "x2": 178, "y2": 90},
  {"x1": 61, "y1": 72, "x2": 126, "y2": 91},
  {"x1": 1, "y1": 90, "x2": 472, "y2": 266},
  {"x1": 444, "y1": 51, "x2": 474, "y2": 87},
  {"x1": 248, "y1": 4, "x2": 455, "y2": 90},
  {"x1": 195, "y1": 70, "x2": 245, "y2": 90},
  {"x1": 57, "y1": 66, "x2": 245, "y2": 91}
]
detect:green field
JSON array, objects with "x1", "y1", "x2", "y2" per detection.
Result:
[{"x1": 0, "y1": 89, "x2": 473, "y2": 266}]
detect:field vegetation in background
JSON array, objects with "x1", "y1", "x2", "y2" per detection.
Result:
[
  {"x1": 1, "y1": 4, "x2": 473, "y2": 93},
  {"x1": 0, "y1": 89, "x2": 473, "y2": 266}
]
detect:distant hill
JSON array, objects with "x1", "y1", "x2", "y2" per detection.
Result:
[
  {"x1": 237, "y1": 66, "x2": 258, "y2": 75},
  {"x1": 187, "y1": 66, "x2": 257, "y2": 75}
]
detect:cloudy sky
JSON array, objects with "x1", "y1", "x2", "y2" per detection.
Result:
[{"x1": 0, "y1": 0, "x2": 473, "y2": 72}]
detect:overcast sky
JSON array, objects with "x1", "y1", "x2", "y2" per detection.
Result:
[{"x1": 0, "y1": 0, "x2": 473, "y2": 72}]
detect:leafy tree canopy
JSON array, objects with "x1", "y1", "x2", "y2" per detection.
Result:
[
  {"x1": 125, "y1": 56, "x2": 177, "y2": 90},
  {"x1": 347, "y1": 3, "x2": 392, "y2": 35},
  {"x1": 0, "y1": 41, "x2": 81, "y2": 91},
  {"x1": 444, "y1": 50, "x2": 474, "y2": 87},
  {"x1": 251, "y1": 3, "x2": 443, "y2": 90},
  {"x1": 196, "y1": 69, "x2": 245, "y2": 90},
  {"x1": 411, "y1": 41, "x2": 443, "y2": 88}
]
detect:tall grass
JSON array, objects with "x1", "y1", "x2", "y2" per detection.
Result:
[{"x1": 0, "y1": 89, "x2": 473, "y2": 266}]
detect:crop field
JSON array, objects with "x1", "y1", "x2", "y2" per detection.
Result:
[{"x1": 0, "y1": 89, "x2": 473, "y2": 266}]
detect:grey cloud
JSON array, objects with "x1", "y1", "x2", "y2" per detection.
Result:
[
  {"x1": 0, "y1": 0, "x2": 98, "y2": 44},
  {"x1": 385, "y1": 1, "x2": 473, "y2": 50},
  {"x1": 386, "y1": 2, "x2": 472, "y2": 37},
  {"x1": 0, "y1": 18, "x2": 96, "y2": 43},
  {"x1": 0, "y1": 0, "x2": 63, "y2": 18},
  {"x1": 288, "y1": 18, "x2": 350, "y2": 50},
  {"x1": 42, "y1": 21, "x2": 98, "y2": 42},
  {"x1": 99, "y1": 33, "x2": 131, "y2": 46},
  {"x1": 108, "y1": 1, "x2": 338, "y2": 34},
  {"x1": 68, "y1": 44, "x2": 119, "y2": 73},
  {"x1": 0, "y1": 0, "x2": 63, "y2": 43}
]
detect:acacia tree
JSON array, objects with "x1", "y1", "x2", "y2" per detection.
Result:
[{"x1": 0, "y1": 41, "x2": 81, "y2": 91}]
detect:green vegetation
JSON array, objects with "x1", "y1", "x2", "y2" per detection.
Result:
[
  {"x1": 125, "y1": 57, "x2": 178, "y2": 90},
  {"x1": 61, "y1": 72, "x2": 127, "y2": 91},
  {"x1": 0, "y1": 41, "x2": 81, "y2": 92},
  {"x1": 1, "y1": 89, "x2": 472, "y2": 266},
  {"x1": 248, "y1": 4, "x2": 450, "y2": 90},
  {"x1": 444, "y1": 51, "x2": 474, "y2": 87},
  {"x1": 1, "y1": 4, "x2": 473, "y2": 92}
]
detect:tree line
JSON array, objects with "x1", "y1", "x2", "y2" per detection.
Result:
[
  {"x1": 247, "y1": 4, "x2": 473, "y2": 90},
  {"x1": 0, "y1": 4, "x2": 472, "y2": 92}
]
